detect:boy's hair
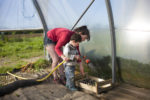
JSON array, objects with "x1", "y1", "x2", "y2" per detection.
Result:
[
  {"x1": 73, "y1": 25, "x2": 90, "y2": 41},
  {"x1": 70, "y1": 34, "x2": 82, "y2": 42}
]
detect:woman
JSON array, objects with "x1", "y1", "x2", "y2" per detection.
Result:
[{"x1": 44, "y1": 25, "x2": 90, "y2": 84}]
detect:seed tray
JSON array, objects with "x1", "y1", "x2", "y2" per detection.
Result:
[{"x1": 75, "y1": 74, "x2": 112, "y2": 94}]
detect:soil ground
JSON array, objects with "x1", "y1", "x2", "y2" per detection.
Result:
[{"x1": 0, "y1": 79, "x2": 150, "y2": 100}]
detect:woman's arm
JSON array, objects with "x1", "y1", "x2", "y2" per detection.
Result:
[{"x1": 79, "y1": 62, "x2": 85, "y2": 76}]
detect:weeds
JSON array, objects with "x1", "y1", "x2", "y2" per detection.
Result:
[{"x1": 33, "y1": 58, "x2": 51, "y2": 71}]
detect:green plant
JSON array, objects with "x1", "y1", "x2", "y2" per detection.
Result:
[
  {"x1": 33, "y1": 58, "x2": 51, "y2": 71},
  {"x1": 0, "y1": 61, "x2": 27, "y2": 74},
  {"x1": 0, "y1": 36, "x2": 43, "y2": 57}
]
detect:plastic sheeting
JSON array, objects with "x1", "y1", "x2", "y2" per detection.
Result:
[
  {"x1": 36, "y1": 0, "x2": 93, "y2": 30},
  {"x1": 111, "y1": 0, "x2": 150, "y2": 64},
  {"x1": 0, "y1": 0, "x2": 42, "y2": 31},
  {"x1": 111, "y1": 0, "x2": 150, "y2": 89}
]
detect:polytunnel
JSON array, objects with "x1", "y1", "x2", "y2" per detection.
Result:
[{"x1": 0, "y1": 0, "x2": 150, "y2": 94}]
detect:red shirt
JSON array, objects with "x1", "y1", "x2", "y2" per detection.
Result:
[{"x1": 47, "y1": 28, "x2": 80, "y2": 56}]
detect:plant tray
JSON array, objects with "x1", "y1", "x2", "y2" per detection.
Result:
[{"x1": 75, "y1": 74, "x2": 112, "y2": 94}]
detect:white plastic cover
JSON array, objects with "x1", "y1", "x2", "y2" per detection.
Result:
[
  {"x1": 0, "y1": 0, "x2": 42, "y2": 31},
  {"x1": 111, "y1": 0, "x2": 150, "y2": 63},
  {"x1": 36, "y1": 0, "x2": 92, "y2": 30}
]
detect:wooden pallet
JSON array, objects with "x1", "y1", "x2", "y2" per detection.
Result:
[{"x1": 75, "y1": 74, "x2": 112, "y2": 94}]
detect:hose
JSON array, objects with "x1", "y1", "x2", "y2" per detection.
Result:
[
  {"x1": 7, "y1": 60, "x2": 66, "y2": 82},
  {"x1": 36, "y1": 60, "x2": 65, "y2": 82}
]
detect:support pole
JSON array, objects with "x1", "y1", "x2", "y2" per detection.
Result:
[
  {"x1": 105, "y1": 0, "x2": 116, "y2": 84},
  {"x1": 71, "y1": 0, "x2": 95, "y2": 30},
  {"x1": 32, "y1": 0, "x2": 48, "y2": 58}
]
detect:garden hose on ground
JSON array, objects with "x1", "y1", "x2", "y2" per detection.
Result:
[
  {"x1": 7, "y1": 60, "x2": 66, "y2": 82},
  {"x1": 7, "y1": 71, "x2": 29, "y2": 80},
  {"x1": 36, "y1": 60, "x2": 65, "y2": 82}
]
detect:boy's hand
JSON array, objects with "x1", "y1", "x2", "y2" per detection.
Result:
[
  {"x1": 75, "y1": 55, "x2": 81, "y2": 60},
  {"x1": 61, "y1": 55, "x2": 69, "y2": 61},
  {"x1": 64, "y1": 57, "x2": 69, "y2": 61}
]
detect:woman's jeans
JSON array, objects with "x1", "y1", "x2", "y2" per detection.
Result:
[{"x1": 64, "y1": 64, "x2": 75, "y2": 89}]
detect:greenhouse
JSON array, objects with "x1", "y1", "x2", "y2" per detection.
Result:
[{"x1": 0, "y1": 0, "x2": 150, "y2": 99}]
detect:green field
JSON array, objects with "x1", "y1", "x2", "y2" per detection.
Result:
[{"x1": 0, "y1": 34, "x2": 45, "y2": 73}]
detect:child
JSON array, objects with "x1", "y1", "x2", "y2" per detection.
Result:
[{"x1": 63, "y1": 33, "x2": 83, "y2": 91}]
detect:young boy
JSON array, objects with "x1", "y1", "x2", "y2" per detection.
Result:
[{"x1": 63, "y1": 33, "x2": 83, "y2": 91}]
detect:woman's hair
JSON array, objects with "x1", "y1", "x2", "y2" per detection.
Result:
[
  {"x1": 70, "y1": 33, "x2": 82, "y2": 42},
  {"x1": 73, "y1": 25, "x2": 90, "y2": 41}
]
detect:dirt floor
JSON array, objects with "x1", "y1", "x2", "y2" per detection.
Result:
[
  {"x1": 102, "y1": 83, "x2": 150, "y2": 100},
  {"x1": 0, "y1": 78, "x2": 99, "y2": 100},
  {"x1": 0, "y1": 79, "x2": 150, "y2": 100}
]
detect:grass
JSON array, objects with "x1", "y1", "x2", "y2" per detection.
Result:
[
  {"x1": 0, "y1": 36, "x2": 43, "y2": 58},
  {"x1": 0, "y1": 58, "x2": 51, "y2": 74},
  {"x1": 0, "y1": 34, "x2": 45, "y2": 73},
  {"x1": 33, "y1": 58, "x2": 51, "y2": 71},
  {"x1": 0, "y1": 61, "x2": 27, "y2": 73}
]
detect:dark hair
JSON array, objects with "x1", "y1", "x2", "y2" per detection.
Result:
[
  {"x1": 70, "y1": 34, "x2": 82, "y2": 42},
  {"x1": 73, "y1": 25, "x2": 90, "y2": 41}
]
